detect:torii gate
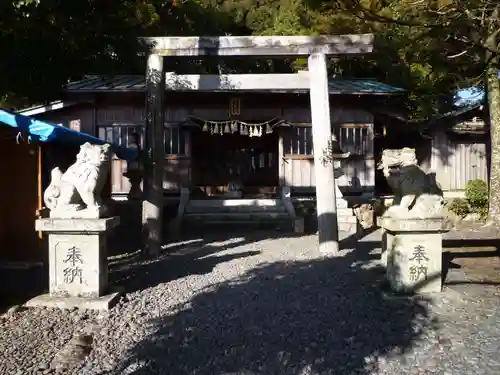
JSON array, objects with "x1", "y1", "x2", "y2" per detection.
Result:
[{"x1": 141, "y1": 34, "x2": 374, "y2": 256}]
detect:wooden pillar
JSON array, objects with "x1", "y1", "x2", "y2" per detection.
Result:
[
  {"x1": 278, "y1": 132, "x2": 284, "y2": 187},
  {"x1": 143, "y1": 54, "x2": 165, "y2": 256},
  {"x1": 37, "y1": 145, "x2": 43, "y2": 240},
  {"x1": 308, "y1": 53, "x2": 339, "y2": 253}
]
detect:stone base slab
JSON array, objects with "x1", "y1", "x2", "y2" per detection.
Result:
[
  {"x1": 381, "y1": 217, "x2": 452, "y2": 232},
  {"x1": 36, "y1": 217, "x2": 120, "y2": 232},
  {"x1": 49, "y1": 205, "x2": 109, "y2": 219},
  {"x1": 25, "y1": 288, "x2": 122, "y2": 311},
  {"x1": 381, "y1": 216, "x2": 451, "y2": 295}
]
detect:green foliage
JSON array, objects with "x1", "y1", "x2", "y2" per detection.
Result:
[
  {"x1": 465, "y1": 179, "x2": 489, "y2": 218},
  {"x1": 476, "y1": 205, "x2": 489, "y2": 220},
  {"x1": 12, "y1": 0, "x2": 39, "y2": 8},
  {"x1": 312, "y1": 0, "x2": 500, "y2": 117},
  {"x1": 1, "y1": 0, "x2": 495, "y2": 121},
  {"x1": 1, "y1": 0, "x2": 152, "y2": 107},
  {"x1": 447, "y1": 179, "x2": 489, "y2": 219},
  {"x1": 447, "y1": 198, "x2": 470, "y2": 218}
]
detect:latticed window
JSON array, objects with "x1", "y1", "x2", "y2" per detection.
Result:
[
  {"x1": 283, "y1": 126, "x2": 313, "y2": 155},
  {"x1": 164, "y1": 125, "x2": 186, "y2": 155},
  {"x1": 283, "y1": 124, "x2": 371, "y2": 156},
  {"x1": 336, "y1": 124, "x2": 371, "y2": 156},
  {"x1": 98, "y1": 125, "x2": 144, "y2": 152},
  {"x1": 98, "y1": 125, "x2": 187, "y2": 155}
]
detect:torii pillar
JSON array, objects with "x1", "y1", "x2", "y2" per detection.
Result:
[
  {"x1": 142, "y1": 35, "x2": 374, "y2": 256},
  {"x1": 143, "y1": 54, "x2": 165, "y2": 256},
  {"x1": 308, "y1": 53, "x2": 339, "y2": 253}
]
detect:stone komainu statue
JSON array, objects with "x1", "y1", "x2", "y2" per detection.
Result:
[
  {"x1": 44, "y1": 142, "x2": 112, "y2": 218},
  {"x1": 378, "y1": 147, "x2": 445, "y2": 219}
]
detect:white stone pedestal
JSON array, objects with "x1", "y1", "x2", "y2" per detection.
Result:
[
  {"x1": 381, "y1": 217, "x2": 452, "y2": 294},
  {"x1": 26, "y1": 217, "x2": 121, "y2": 310}
]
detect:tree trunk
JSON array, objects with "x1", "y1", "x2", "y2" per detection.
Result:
[{"x1": 486, "y1": 62, "x2": 500, "y2": 222}]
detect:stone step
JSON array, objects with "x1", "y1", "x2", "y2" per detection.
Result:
[
  {"x1": 185, "y1": 204, "x2": 288, "y2": 214},
  {"x1": 184, "y1": 212, "x2": 292, "y2": 220},
  {"x1": 188, "y1": 199, "x2": 282, "y2": 208},
  {"x1": 336, "y1": 199, "x2": 349, "y2": 209},
  {"x1": 181, "y1": 219, "x2": 296, "y2": 232},
  {"x1": 337, "y1": 215, "x2": 358, "y2": 224},
  {"x1": 181, "y1": 213, "x2": 300, "y2": 233},
  {"x1": 336, "y1": 208, "x2": 354, "y2": 216},
  {"x1": 185, "y1": 212, "x2": 357, "y2": 224},
  {"x1": 185, "y1": 221, "x2": 358, "y2": 233},
  {"x1": 338, "y1": 222, "x2": 358, "y2": 233},
  {"x1": 188, "y1": 199, "x2": 348, "y2": 209},
  {"x1": 181, "y1": 215, "x2": 358, "y2": 234}
]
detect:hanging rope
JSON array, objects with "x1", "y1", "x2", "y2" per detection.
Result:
[{"x1": 185, "y1": 116, "x2": 288, "y2": 137}]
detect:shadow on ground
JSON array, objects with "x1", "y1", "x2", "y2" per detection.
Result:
[
  {"x1": 103, "y1": 238, "x2": 437, "y2": 375},
  {"x1": 109, "y1": 226, "x2": 383, "y2": 295},
  {"x1": 0, "y1": 265, "x2": 46, "y2": 313},
  {"x1": 443, "y1": 238, "x2": 500, "y2": 286},
  {"x1": 109, "y1": 230, "x2": 304, "y2": 294}
]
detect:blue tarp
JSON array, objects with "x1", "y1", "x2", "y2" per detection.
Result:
[{"x1": 0, "y1": 109, "x2": 137, "y2": 161}]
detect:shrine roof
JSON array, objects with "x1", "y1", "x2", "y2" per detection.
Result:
[{"x1": 64, "y1": 74, "x2": 405, "y2": 95}]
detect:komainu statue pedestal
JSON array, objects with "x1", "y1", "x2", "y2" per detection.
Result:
[
  {"x1": 26, "y1": 142, "x2": 122, "y2": 310},
  {"x1": 381, "y1": 217, "x2": 452, "y2": 294},
  {"x1": 377, "y1": 148, "x2": 452, "y2": 294},
  {"x1": 26, "y1": 217, "x2": 121, "y2": 310}
]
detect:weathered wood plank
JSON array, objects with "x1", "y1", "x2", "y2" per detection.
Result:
[
  {"x1": 143, "y1": 34, "x2": 374, "y2": 57},
  {"x1": 282, "y1": 158, "x2": 375, "y2": 192},
  {"x1": 430, "y1": 130, "x2": 488, "y2": 191}
]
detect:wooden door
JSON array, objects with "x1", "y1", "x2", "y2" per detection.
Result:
[{"x1": 192, "y1": 131, "x2": 279, "y2": 190}]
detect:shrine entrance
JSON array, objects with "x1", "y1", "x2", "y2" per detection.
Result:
[{"x1": 190, "y1": 118, "x2": 280, "y2": 198}]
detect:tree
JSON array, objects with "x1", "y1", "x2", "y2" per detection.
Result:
[
  {"x1": 0, "y1": 0, "x2": 260, "y2": 108},
  {"x1": 1, "y1": 0, "x2": 153, "y2": 108},
  {"x1": 314, "y1": 0, "x2": 500, "y2": 222}
]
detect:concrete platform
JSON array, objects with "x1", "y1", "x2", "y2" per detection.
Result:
[{"x1": 24, "y1": 288, "x2": 122, "y2": 311}]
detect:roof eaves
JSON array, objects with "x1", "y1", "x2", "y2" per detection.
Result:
[
  {"x1": 17, "y1": 101, "x2": 81, "y2": 116},
  {"x1": 63, "y1": 75, "x2": 406, "y2": 95}
]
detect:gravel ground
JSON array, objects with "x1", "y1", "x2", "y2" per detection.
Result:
[{"x1": 1, "y1": 230, "x2": 500, "y2": 375}]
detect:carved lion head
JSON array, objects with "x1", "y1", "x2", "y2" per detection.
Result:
[
  {"x1": 378, "y1": 148, "x2": 417, "y2": 170},
  {"x1": 78, "y1": 142, "x2": 112, "y2": 166}
]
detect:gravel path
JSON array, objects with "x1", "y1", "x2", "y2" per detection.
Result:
[{"x1": 1, "y1": 231, "x2": 500, "y2": 375}]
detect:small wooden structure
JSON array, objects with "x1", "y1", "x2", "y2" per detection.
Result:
[
  {"x1": 0, "y1": 107, "x2": 131, "y2": 264},
  {"x1": 378, "y1": 104, "x2": 489, "y2": 193},
  {"x1": 422, "y1": 104, "x2": 489, "y2": 191},
  {"x1": 23, "y1": 74, "x2": 405, "y2": 199},
  {"x1": 0, "y1": 129, "x2": 83, "y2": 264}
]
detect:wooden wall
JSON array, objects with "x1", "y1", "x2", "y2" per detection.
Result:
[
  {"x1": 37, "y1": 103, "x2": 95, "y2": 135},
  {"x1": 279, "y1": 108, "x2": 375, "y2": 194},
  {"x1": 429, "y1": 130, "x2": 488, "y2": 191},
  {"x1": 94, "y1": 102, "x2": 192, "y2": 193}
]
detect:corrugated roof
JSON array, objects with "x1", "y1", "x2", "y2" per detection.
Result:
[
  {"x1": 64, "y1": 74, "x2": 405, "y2": 95},
  {"x1": 328, "y1": 79, "x2": 405, "y2": 94},
  {"x1": 408, "y1": 103, "x2": 483, "y2": 126}
]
